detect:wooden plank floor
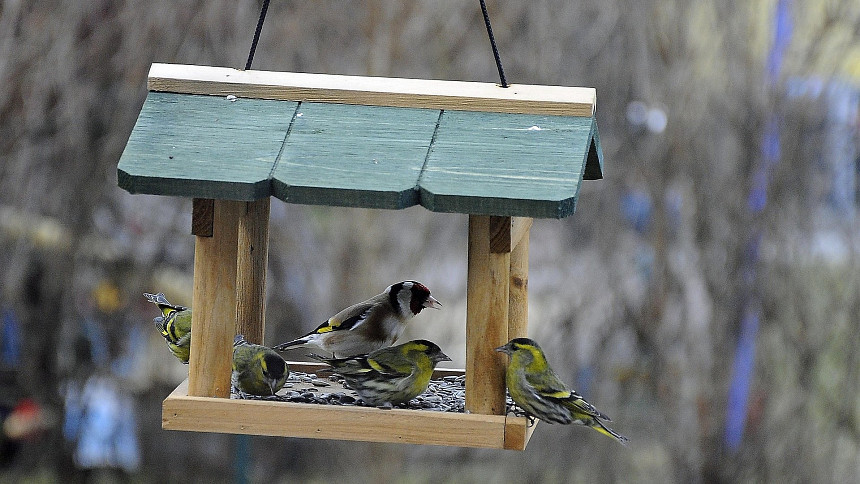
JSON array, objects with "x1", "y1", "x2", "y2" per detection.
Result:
[{"x1": 162, "y1": 364, "x2": 537, "y2": 450}]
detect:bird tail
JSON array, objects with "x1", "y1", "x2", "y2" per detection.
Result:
[
  {"x1": 591, "y1": 419, "x2": 629, "y2": 445},
  {"x1": 304, "y1": 353, "x2": 341, "y2": 375},
  {"x1": 306, "y1": 353, "x2": 328, "y2": 362},
  {"x1": 273, "y1": 337, "x2": 309, "y2": 352},
  {"x1": 144, "y1": 292, "x2": 169, "y2": 306},
  {"x1": 144, "y1": 292, "x2": 186, "y2": 317}
]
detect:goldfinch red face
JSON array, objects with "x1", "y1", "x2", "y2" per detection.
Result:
[
  {"x1": 275, "y1": 281, "x2": 441, "y2": 358},
  {"x1": 389, "y1": 281, "x2": 441, "y2": 318}
]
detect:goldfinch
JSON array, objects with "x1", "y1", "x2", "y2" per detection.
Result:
[
  {"x1": 232, "y1": 335, "x2": 289, "y2": 396},
  {"x1": 274, "y1": 281, "x2": 441, "y2": 358},
  {"x1": 310, "y1": 339, "x2": 451, "y2": 407},
  {"x1": 496, "y1": 338, "x2": 629, "y2": 444},
  {"x1": 145, "y1": 292, "x2": 192, "y2": 364}
]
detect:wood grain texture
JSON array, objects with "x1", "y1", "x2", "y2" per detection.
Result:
[
  {"x1": 148, "y1": 63, "x2": 595, "y2": 116},
  {"x1": 236, "y1": 198, "x2": 270, "y2": 344},
  {"x1": 162, "y1": 378, "x2": 533, "y2": 450},
  {"x1": 271, "y1": 102, "x2": 437, "y2": 209},
  {"x1": 510, "y1": 217, "x2": 533, "y2": 253},
  {"x1": 466, "y1": 215, "x2": 490, "y2": 414},
  {"x1": 504, "y1": 418, "x2": 538, "y2": 450},
  {"x1": 486, "y1": 250, "x2": 511, "y2": 412},
  {"x1": 466, "y1": 215, "x2": 509, "y2": 416},
  {"x1": 189, "y1": 200, "x2": 242, "y2": 397},
  {"x1": 419, "y1": 111, "x2": 594, "y2": 218},
  {"x1": 117, "y1": 92, "x2": 294, "y2": 200},
  {"x1": 508, "y1": 223, "x2": 530, "y2": 341},
  {"x1": 192, "y1": 198, "x2": 214, "y2": 237},
  {"x1": 489, "y1": 216, "x2": 531, "y2": 254},
  {"x1": 489, "y1": 216, "x2": 512, "y2": 253}
]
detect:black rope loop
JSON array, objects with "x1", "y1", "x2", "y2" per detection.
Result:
[
  {"x1": 243, "y1": 1, "x2": 508, "y2": 87},
  {"x1": 479, "y1": 0, "x2": 508, "y2": 87},
  {"x1": 245, "y1": 0, "x2": 271, "y2": 70}
]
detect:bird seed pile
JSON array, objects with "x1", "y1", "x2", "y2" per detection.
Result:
[{"x1": 233, "y1": 370, "x2": 527, "y2": 416}]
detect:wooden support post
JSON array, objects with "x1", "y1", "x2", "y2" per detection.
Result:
[
  {"x1": 192, "y1": 198, "x2": 214, "y2": 236},
  {"x1": 189, "y1": 199, "x2": 242, "y2": 398},
  {"x1": 508, "y1": 217, "x2": 531, "y2": 340},
  {"x1": 236, "y1": 198, "x2": 270, "y2": 345},
  {"x1": 466, "y1": 215, "x2": 511, "y2": 415}
]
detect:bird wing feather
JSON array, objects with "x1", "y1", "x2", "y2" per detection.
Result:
[
  {"x1": 526, "y1": 370, "x2": 609, "y2": 420},
  {"x1": 308, "y1": 353, "x2": 373, "y2": 375},
  {"x1": 524, "y1": 368, "x2": 569, "y2": 398},
  {"x1": 551, "y1": 389, "x2": 609, "y2": 420},
  {"x1": 365, "y1": 350, "x2": 413, "y2": 377},
  {"x1": 308, "y1": 303, "x2": 373, "y2": 335}
]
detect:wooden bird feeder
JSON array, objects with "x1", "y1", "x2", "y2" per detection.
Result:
[{"x1": 117, "y1": 63, "x2": 604, "y2": 450}]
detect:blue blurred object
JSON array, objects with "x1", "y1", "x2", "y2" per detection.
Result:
[
  {"x1": 765, "y1": 0, "x2": 792, "y2": 84},
  {"x1": 112, "y1": 323, "x2": 145, "y2": 379},
  {"x1": 575, "y1": 366, "x2": 594, "y2": 399},
  {"x1": 664, "y1": 189, "x2": 683, "y2": 233},
  {"x1": 64, "y1": 375, "x2": 141, "y2": 472},
  {"x1": 784, "y1": 78, "x2": 859, "y2": 221},
  {"x1": 1, "y1": 307, "x2": 21, "y2": 368},
  {"x1": 82, "y1": 317, "x2": 110, "y2": 367},
  {"x1": 747, "y1": 118, "x2": 782, "y2": 213},
  {"x1": 234, "y1": 434, "x2": 251, "y2": 484},
  {"x1": 725, "y1": 307, "x2": 760, "y2": 450},
  {"x1": 725, "y1": 0, "x2": 792, "y2": 452},
  {"x1": 621, "y1": 188, "x2": 652, "y2": 234}
]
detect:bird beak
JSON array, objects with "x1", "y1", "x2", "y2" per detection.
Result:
[
  {"x1": 268, "y1": 381, "x2": 277, "y2": 396},
  {"x1": 424, "y1": 295, "x2": 442, "y2": 310},
  {"x1": 440, "y1": 352, "x2": 452, "y2": 362},
  {"x1": 494, "y1": 344, "x2": 511, "y2": 355}
]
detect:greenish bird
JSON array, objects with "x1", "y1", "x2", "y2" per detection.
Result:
[
  {"x1": 232, "y1": 334, "x2": 289, "y2": 396},
  {"x1": 496, "y1": 337, "x2": 628, "y2": 445},
  {"x1": 310, "y1": 339, "x2": 451, "y2": 407},
  {"x1": 145, "y1": 292, "x2": 192, "y2": 364}
]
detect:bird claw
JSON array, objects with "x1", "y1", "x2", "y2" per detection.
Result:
[{"x1": 376, "y1": 402, "x2": 394, "y2": 410}]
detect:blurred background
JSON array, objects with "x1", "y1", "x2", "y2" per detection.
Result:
[{"x1": 1, "y1": 0, "x2": 859, "y2": 482}]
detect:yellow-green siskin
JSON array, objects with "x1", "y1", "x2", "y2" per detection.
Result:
[
  {"x1": 145, "y1": 292, "x2": 192, "y2": 364},
  {"x1": 496, "y1": 337, "x2": 629, "y2": 444},
  {"x1": 310, "y1": 339, "x2": 451, "y2": 407},
  {"x1": 232, "y1": 335, "x2": 289, "y2": 396}
]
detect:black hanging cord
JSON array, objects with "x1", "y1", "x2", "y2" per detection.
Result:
[
  {"x1": 243, "y1": 2, "x2": 506, "y2": 85},
  {"x1": 479, "y1": 0, "x2": 508, "y2": 87},
  {"x1": 245, "y1": 0, "x2": 271, "y2": 70}
]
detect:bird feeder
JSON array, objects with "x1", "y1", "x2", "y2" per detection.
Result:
[{"x1": 117, "y1": 63, "x2": 603, "y2": 450}]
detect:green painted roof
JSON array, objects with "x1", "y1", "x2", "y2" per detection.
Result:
[{"x1": 118, "y1": 91, "x2": 603, "y2": 218}]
